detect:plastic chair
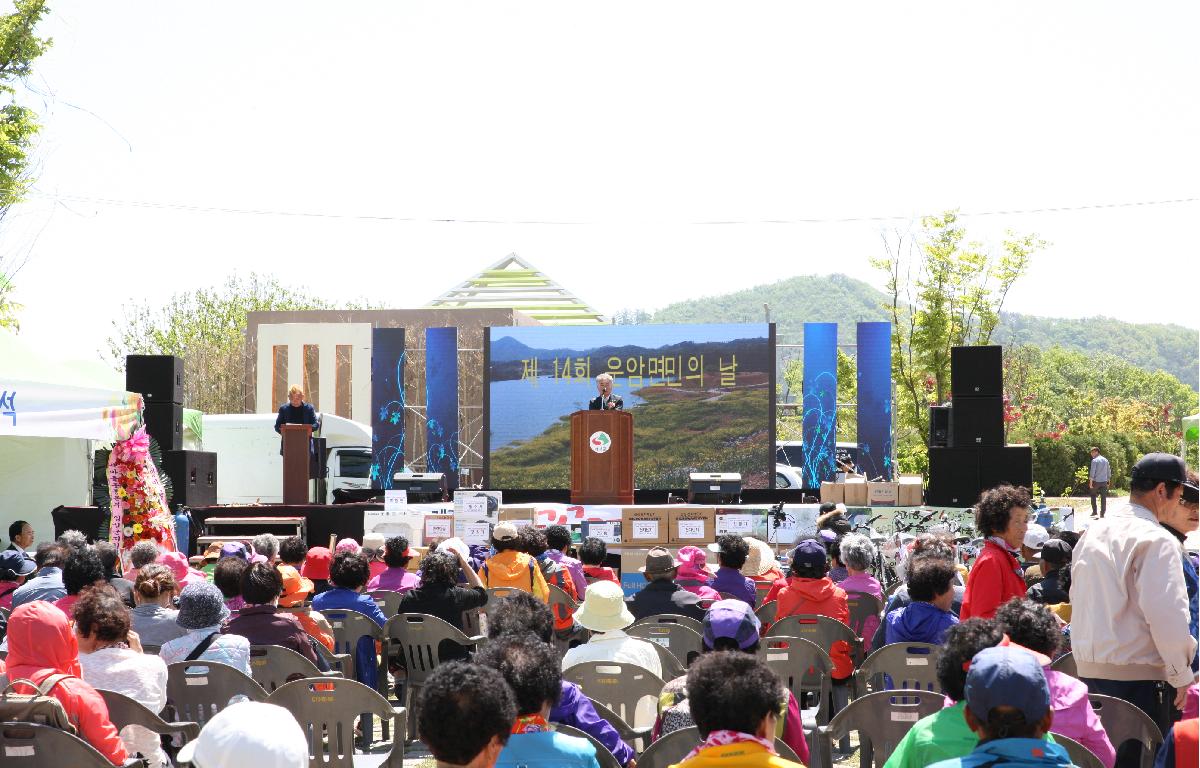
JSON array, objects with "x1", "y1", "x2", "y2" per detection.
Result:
[
  {"x1": 1088, "y1": 693, "x2": 1163, "y2": 768},
  {"x1": 0, "y1": 721, "x2": 145, "y2": 768},
  {"x1": 587, "y1": 696, "x2": 652, "y2": 750},
  {"x1": 755, "y1": 600, "x2": 778, "y2": 626},
  {"x1": 637, "y1": 726, "x2": 800, "y2": 768},
  {"x1": 385, "y1": 612, "x2": 485, "y2": 741},
  {"x1": 367, "y1": 590, "x2": 403, "y2": 618},
  {"x1": 627, "y1": 622, "x2": 703, "y2": 668},
  {"x1": 813, "y1": 689, "x2": 945, "y2": 768},
  {"x1": 98, "y1": 687, "x2": 200, "y2": 746},
  {"x1": 267, "y1": 677, "x2": 405, "y2": 768},
  {"x1": 1055, "y1": 733, "x2": 1107, "y2": 768},
  {"x1": 756, "y1": 635, "x2": 834, "y2": 729},
  {"x1": 555, "y1": 724, "x2": 622, "y2": 768},
  {"x1": 767, "y1": 614, "x2": 861, "y2": 666},
  {"x1": 630, "y1": 613, "x2": 704, "y2": 635},
  {"x1": 563, "y1": 661, "x2": 665, "y2": 730},
  {"x1": 141, "y1": 644, "x2": 161, "y2": 656},
  {"x1": 641, "y1": 637, "x2": 686, "y2": 680},
  {"x1": 843, "y1": 591, "x2": 884, "y2": 658},
  {"x1": 855, "y1": 642, "x2": 943, "y2": 695},
  {"x1": 756, "y1": 581, "x2": 776, "y2": 604},
  {"x1": 248, "y1": 644, "x2": 341, "y2": 692},
  {"x1": 164, "y1": 661, "x2": 267, "y2": 729},
  {"x1": 1050, "y1": 650, "x2": 1077, "y2": 678},
  {"x1": 312, "y1": 640, "x2": 353, "y2": 678},
  {"x1": 323, "y1": 609, "x2": 387, "y2": 697}
]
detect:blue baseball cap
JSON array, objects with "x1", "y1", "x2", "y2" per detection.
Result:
[
  {"x1": 0, "y1": 549, "x2": 36, "y2": 579},
  {"x1": 703, "y1": 599, "x2": 761, "y2": 650},
  {"x1": 791, "y1": 538, "x2": 828, "y2": 572},
  {"x1": 965, "y1": 646, "x2": 1050, "y2": 724}
]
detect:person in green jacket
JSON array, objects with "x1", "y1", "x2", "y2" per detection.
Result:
[{"x1": 883, "y1": 618, "x2": 1006, "y2": 768}]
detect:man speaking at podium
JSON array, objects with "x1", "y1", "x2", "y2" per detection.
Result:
[
  {"x1": 588, "y1": 373, "x2": 623, "y2": 411},
  {"x1": 275, "y1": 385, "x2": 320, "y2": 455}
]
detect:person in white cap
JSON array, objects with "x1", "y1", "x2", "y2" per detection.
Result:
[
  {"x1": 176, "y1": 701, "x2": 308, "y2": 768},
  {"x1": 561, "y1": 580, "x2": 661, "y2": 677},
  {"x1": 1020, "y1": 523, "x2": 1050, "y2": 583}
]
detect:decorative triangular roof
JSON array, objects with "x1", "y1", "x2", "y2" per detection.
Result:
[{"x1": 425, "y1": 253, "x2": 606, "y2": 324}]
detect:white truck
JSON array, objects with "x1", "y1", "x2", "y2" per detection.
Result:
[{"x1": 200, "y1": 413, "x2": 373, "y2": 505}]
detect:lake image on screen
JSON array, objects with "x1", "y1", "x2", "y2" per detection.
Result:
[
  {"x1": 490, "y1": 378, "x2": 645, "y2": 448},
  {"x1": 487, "y1": 323, "x2": 774, "y2": 490}
]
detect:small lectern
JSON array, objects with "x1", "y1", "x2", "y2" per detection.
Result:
[
  {"x1": 570, "y1": 410, "x2": 634, "y2": 505},
  {"x1": 281, "y1": 424, "x2": 312, "y2": 505}
]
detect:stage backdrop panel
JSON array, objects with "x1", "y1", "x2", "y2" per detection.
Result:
[
  {"x1": 486, "y1": 323, "x2": 774, "y2": 489},
  {"x1": 370, "y1": 327, "x2": 405, "y2": 489},
  {"x1": 425, "y1": 327, "x2": 460, "y2": 490},
  {"x1": 856, "y1": 321, "x2": 893, "y2": 481},
  {"x1": 801, "y1": 322, "x2": 837, "y2": 488}
]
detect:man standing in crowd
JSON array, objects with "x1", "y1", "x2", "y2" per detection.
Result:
[
  {"x1": 1089, "y1": 447, "x2": 1111, "y2": 518},
  {"x1": 1071, "y1": 453, "x2": 1197, "y2": 766},
  {"x1": 6, "y1": 520, "x2": 33, "y2": 557}
]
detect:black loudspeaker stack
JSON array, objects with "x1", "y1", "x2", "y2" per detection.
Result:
[
  {"x1": 129, "y1": 355, "x2": 185, "y2": 451},
  {"x1": 162, "y1": 450, "x2": 218, "y2": 507},
  {"x1": 926, "y1": 345, "x2": 1032, "y2": 506},
  {"x1": 126, "y1": 354, "x2": 218, "y2": 507}
]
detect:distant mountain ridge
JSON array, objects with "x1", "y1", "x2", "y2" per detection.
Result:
[{"x1": 646, "y1": 274, "x2": 1199, "y2": 389}]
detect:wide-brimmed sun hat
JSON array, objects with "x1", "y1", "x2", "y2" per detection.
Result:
[{"x1": 573, "y1": 580, "x2": 636, "y2": 632}]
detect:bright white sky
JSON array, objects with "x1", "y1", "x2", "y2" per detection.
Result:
[{"x1": 4, "y1": 1, "x2": 1198, "y2": 363}]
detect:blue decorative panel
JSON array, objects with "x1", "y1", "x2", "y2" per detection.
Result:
[
  {"x1": 802, "y1": 323, "x2": 838, "y2": 488},
  {"x1": 856, "y1": 322, "x2": 893, "y2": 481},
  {"x1": 370, "y1": 328, "x2": 405, "y2": 490},
  {"x1": 425, "y1": 327, "x2": 459, "y2": 490}
]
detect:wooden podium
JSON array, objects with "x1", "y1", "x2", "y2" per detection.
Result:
[
  {"x1": 281, "y1": 424, "x2": 312, "y2": 505},
  {"x1": 570, "y1": 410, "x2": 634, "y2": 505}
]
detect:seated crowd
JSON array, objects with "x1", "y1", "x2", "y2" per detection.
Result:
[{"x1": 0, "y1": 454, "x2": 1195, "y2": 768}]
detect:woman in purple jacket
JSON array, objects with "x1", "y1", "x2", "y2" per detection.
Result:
[{"x1": 995, "y1": 598, "x2": 1116, "y2": 768}]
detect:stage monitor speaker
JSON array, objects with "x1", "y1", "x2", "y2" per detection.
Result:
[
  {"x1": 951, "y1": 345, "x2": 1003, "y2": 398},
  {"x1": 950, "y1": 396, "x2": 1004, "y2": 447},
  {"x1": 163, "y1": 450, "x2": 217, "y2": 507},
  {"x1": 979, "y1": 445, "x2": 1033, "y2": 493},
  {"x1": 688, "y1": 472, "x2": 742, "y2": 504},
  {"x1": 929, "y1": 405, "x2": 951, "y2": 448},
  {"x1": 927, "y1": 447, "x2": 981, "y2": 507},
  {"x1": 391, "y1": 472, "x2": 447, "y2": 502},
  {"x1": 310, "y1": 437, "x2": 327, "y2": 480},
  {"x1": 126, "y1": 355, "x2": 184, "y2": 404},
  {"x1": 144, "y1": 401, "x2": 183, "y2": 451}
]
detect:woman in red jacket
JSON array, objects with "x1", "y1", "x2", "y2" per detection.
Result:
[
  {"x1": 3, "y1": 600, "x2": 129, "y2": 765},
  {"x1": 960, "y1": 484, "x2": 1032, "y2": 620}
]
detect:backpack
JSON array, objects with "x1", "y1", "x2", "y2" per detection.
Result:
[{"x1": 0, "y1": 673, "x2": 76, "y2": 733}]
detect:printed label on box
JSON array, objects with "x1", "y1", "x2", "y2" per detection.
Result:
[
  {"x1": 459, "y1": 521, "x2": 492, "y2": 545},
  {"x1": 425, "y1": 517, "x2": 453, "y2": 539},
  {"x1": 632, "y1": 520, "x2": 660, "y2": 540},
  {"x1": 462, "y1": 497, "x2": 488, "y2": 517},
  {"x1": 384, "y1": 490, "x2": 408, "y2": 511},
  {"x1": 716, "y1": 514, "x2": 754, "y2": 535},
  {"x1": 588, "y1": 522, "x2": 619, "y2": 543},
  {"x1": 677, "y1": 520, "x2": 705, "y2": 539}
]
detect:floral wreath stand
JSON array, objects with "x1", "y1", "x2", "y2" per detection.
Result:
[{"x1": 107, "y1": 426, "x2": 177, "y2": 569}]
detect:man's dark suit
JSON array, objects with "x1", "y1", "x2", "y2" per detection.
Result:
[{"x1": 588, "y1": 394, "x2": 623, "y2": 410}]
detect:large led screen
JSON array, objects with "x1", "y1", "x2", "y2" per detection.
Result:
[{"x1": 486, "y1": 323, "x2": 774, "y2": 489}]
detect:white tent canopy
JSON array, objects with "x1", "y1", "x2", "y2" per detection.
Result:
[{"x1": 1, "y1": 329, "x2": 142, "y2": 442}]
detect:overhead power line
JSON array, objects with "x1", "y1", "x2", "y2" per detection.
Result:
[{"x1": 26, "y1": 190, "x2": 1200, "y2": 226}]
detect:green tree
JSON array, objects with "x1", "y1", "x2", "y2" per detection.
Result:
[
  {"x1": 0, "y1": 0, "x2": 52, "y2": 331},
  {"x1": 871, "y1": 211, "x2": 1045, "y2": 447},
  {"x1": 108, "y1": 274, "x2": 331, "y2": 414}
]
